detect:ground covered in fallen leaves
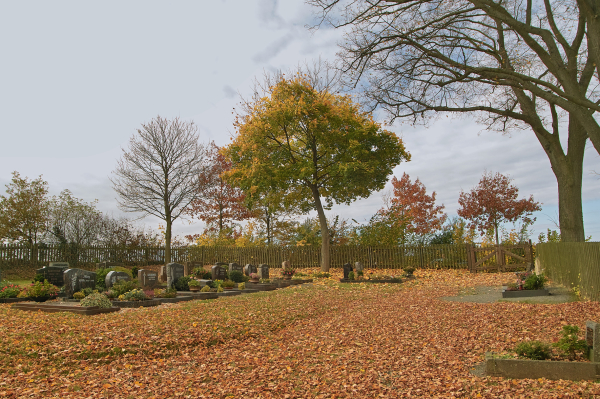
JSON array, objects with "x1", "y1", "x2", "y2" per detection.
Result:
[{"x1": 1, "y1": 269, "x2": 599, "y2": 398}]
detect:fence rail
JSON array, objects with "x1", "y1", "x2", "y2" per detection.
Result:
[
  {"x1": 537, "y1": 242, "x2": 600, "y2": 301},
  {"x1": 0, "y1": 243, "x2": 471, "y2": 277}
]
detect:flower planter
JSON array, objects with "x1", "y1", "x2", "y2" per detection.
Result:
[
  {"x1": 485, "y1": 352, "x2": 599, "y2": 381},
  {"x1": 501, "y1": 288, "x2": 550, "y2": 298}
]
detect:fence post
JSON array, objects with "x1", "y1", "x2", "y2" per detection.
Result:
[{"x1": 466, "y1": 244, "x2": 473, "y2": 272}]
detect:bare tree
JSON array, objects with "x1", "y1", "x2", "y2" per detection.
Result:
[
  {"x1": 309, "y1": 0, "x2": 598, "y2": 242},
  {"x1": 110, "y1": 116, "x2": 205, "y2": 264}
]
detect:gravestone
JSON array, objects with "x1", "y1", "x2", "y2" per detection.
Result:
[
  {"x1": 159, "y1": 265, "x2": 167, "y2": 282},
  {"x1": 49, "y1": 262, "x2": 69, "y2": 268},
  {"x1": 244, "y1": 264, "x2": 257, "y2": 276},
  {"x1": 343, "y1": 263, "x2": 353, "y2": 279},
  {"x1": 354, "y1": 262, "x2": 364, "y2": 273},
  {"x1": 587, "y1": 321, "x2": 600, "y2": 362},
  {"x1": 63, "y1": 268, "x2": 97, "y2": 298},
  {"x1": 96, "y1": 261, "x2": 124, "y2": 270},
  {"x1": 36, "y1": 266, "x2": 67, "y2": 286},
  {"x1": 166, "y1": 263, "x2": 185, "y2": 289},
  {"x1": 138, "y1": 269, "x2": 159, "y2": 290},
  {"x1": 185, "y1": 261, "x2": 203, "y2": 276},
  {"x1": 282, "y1": 260, "x2": 291, "y2": 271},
  {"x1": 105, "y1": 271, "x2": 132, "y2": 290},
  {"x1": 211, "y1": 264, "x2": 227, "y2": 281},
  {"x1": 229, "y1": 262, "x2": 243, "y2": 275},
  {"x1": 257, "y1": 264, "x2": 269, "y2": 279}
]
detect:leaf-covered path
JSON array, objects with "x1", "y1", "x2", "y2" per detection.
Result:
[{"x1": 1, "y1": 270, "x2": 599, "y2": 398}]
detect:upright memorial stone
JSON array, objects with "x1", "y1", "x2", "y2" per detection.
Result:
[
  {"x1": 343, "y1": 263, "x2": 353, "y2": 280},
  {"x1": 138, "y1": 269, "x2": 159, "y2": 290},
  {"x1": 257, "y1": 264, "x2": 269, "y2": 279},
  {"x1": 229, "y1": 263, "x2": 243, "y2": 275},
  {"x1": 105, "y1": 271, "x2": 132, "y2": 290},
  {"x1": 63, "y1": 269, "x2": 97, "y2": 298},
  {"x1": 211, "y1": 264, "x2": 227, "y2": 281},
  {"x1": 159, "y1": 265, "x2": 167, "y2": 282},
  {"x1": 244, "y1": 264, "x2": 257, "y2": 276},
  {"x1": 282, "y1": 260, "x2": 291, "y2": 271},
  {"x1": 185, "y1": 261, "x2": 203, "y2": 276},
  {"x1": 166, "y1": 263, "x2": 185, "y2": 289},
  {"x1": 587, "y1": 321, "x2": 600, "y2": 362},
  {"x1": 354, "y1": 262, "x2": 364, "y2": 273},
  {"x1": 36, "y1": 266, "x2": 68, "y2": 286}
]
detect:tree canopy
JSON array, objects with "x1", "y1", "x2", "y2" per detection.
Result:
[{"x1": 222, "y1": 73, "x2": 410, "y2": 270}]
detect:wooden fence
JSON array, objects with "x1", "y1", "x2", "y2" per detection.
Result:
[
  {"x1": 0, "y1": 243, "x2": 471, "y2": 277},
  {"x1": 467, "y1": 241, "x2": 534, "y2": 272},
  {"x1": 537, "y1": 242, "x2": 600, "y2": 301}
]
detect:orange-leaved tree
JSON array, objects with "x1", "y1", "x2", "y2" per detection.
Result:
[
  {"x1": 458, "y1": 171, "x2": 541, "y2": 246},
  {"x1": 222, "y1": 71, "x2": 409, "y2": 271},
  {"x1": 186, "y1": 141, "x2": 254, "y2": 235}
]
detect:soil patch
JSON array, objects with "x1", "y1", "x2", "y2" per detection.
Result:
[{"x1": 440, "y1": 284, "x2": 577, "y2": 304}]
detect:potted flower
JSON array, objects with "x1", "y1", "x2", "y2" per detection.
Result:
[
  {"x1": 222, "y1": 280, "x2": 236, "y2": 290},
  {"x1": 282, "y1": 269, "x2": 295, "y2": 280},
  {"x1": 249, "y1": 273, "x2": 260, "y2": 283},
  {"x1": 188, "y1": 279, "x2": 201, "y2": 292},
  {"x1": 25, "y1": 280, "x2": 59, "y2": 302}
]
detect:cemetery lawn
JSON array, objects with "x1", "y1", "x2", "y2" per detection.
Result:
[{"x1": 1, "y1": 270, "x2": 599, "y2": 398}]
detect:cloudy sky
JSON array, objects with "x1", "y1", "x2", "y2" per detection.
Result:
[{"x1": 1, "y1": 0, "x2": 598, "y2": 242}]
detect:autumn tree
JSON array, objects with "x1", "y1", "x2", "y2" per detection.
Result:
[
  {"x1": 0, "y1": 171, "x2": 50, "y2": 245},
  {"x1": 111, "y1": 116, "x2": 205, "y2": 264},
  {"x1": 310, "y1": 0, "x2": 597, "y2": 242},
  {"x1": 186, "y1": 141, "x2": 253, "y2": 234},
  {"x1": 223, "y1": 67, "x2": 410, "y2": 271},
  {"x1": 47, "y1": 190, "x2": 104, "y2": 246},
  {"x1": 458, "y1": 171, "x2": 541, "y2": 245}
]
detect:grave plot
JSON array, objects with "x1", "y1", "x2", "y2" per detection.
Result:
[
  {"x1": 12, "y1": 302, "x2": 120, "y2": 315},
  {"x1": 111, "y1": 299, "x2": 162, "y2": 308}
]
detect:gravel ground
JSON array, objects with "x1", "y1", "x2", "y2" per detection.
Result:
[{"x1": 440, "y1": 284, "x2": 578, "y2": 304}]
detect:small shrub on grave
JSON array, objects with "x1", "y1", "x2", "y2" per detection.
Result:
[
  {"x1": 33, "y1": 274, "x2": 45, "y2": 283},
  {"x1": 188, "y1": 279, "x2": 201, "y2": 288},
  {"x1": 213, "y1": 280, "x2": 223, "y2": 289},
  {"x1": 25, "y1": 280, "x2": 59, "y2": 299},
  {"x1": 82, "y1": 287, "x2": 94, "y2": 297},
  {"x1": 238, "y1": 282, "x2": 245, "y2": 290},
  {"x1": 80, "y1": 293, "x2": 112, "y2": 309},
  {"x1": 200, "y1": 285, "x2": 211, "y2": 292},
  {"x1": 216, "y1": 285, "x2": 224, "y2": 293},
  {"x1": 111, "y1": 279, "x2": 139, "y2": 297},
  {"x1": 524, "y1": 273, "x2": 546, "y2": 290},
  {"x1": 312, "y1": 272, "x2": 331, "y2": 278},
  {"x1": 119, "y1": 289, "x2": 149, "y2": 301},
  {"x1": 348, "y1": 271, "x2": 355, "y2": 280},
  {"x1": 193, "y1": 267, "x2": 212, "y2": 279},
  {"x1": 95, "y1": 268, "x2": 112, "y2": 291},
  {"x1": 357, "y1": 271, "x2": 364, "y2": 277},
  {"x1": 0, "y1": 284, "x2": 22, "y2": 298},
  {"x1": 553, "y1": 325, "x2": 588, "y2": 360},
  {"x1": 222, "y1": 280, "x2": 235, "y2": 288},
  {"x1": 294, "y1": 272, "x2": 308, "y2": 277},
  {"x1": 174, "y1": 276, "x2": 191, "y2": 291},
  {"x1": 73, "y1": 291, "x2": 86, "y2": 300},
  {"x1": 514, "y1": 340, "x2": 552, "y2": 360},
  {"x1": 229, "y1": 270, "x2": 245, "y2": 283},
  {"x1": 153, "y1": 288, "x2": 177, "y2": 298},
  {"x1": 104, "y1": 290, "x2": 117, "y2": 299},
  {"x1": 130, "y1": 267, "x2": 139, "y2": 278}
]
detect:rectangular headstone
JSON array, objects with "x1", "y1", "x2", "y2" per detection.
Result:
[
  {"x1": 244, "y1": 264, "x2": 257, "y2": 276},
  {"x1": 586, "y1": 321, "x2": 600, "y2": 362},
  {"x1": 185, "y1": 261, "x2": 203, "y2": 276},
  {"x1": 138, "y1": 269, "x2": 159, "y2": 290},
  {"x1": 166, "y1": 263, "x2": 185, "y2": 289},
  {"x1": 228, "y1": 262, "x2": 243, "y2": 275},
  {"x1": 105, "y1": 271, "x2": 132, "y2": 290},
  {"x1": 63, "y1": 268, "x2": 97, "y2": 298},
  {"x1": 159, "y1": 265, "x2": 167, "y2": 282},
  {"x1": 282, "y1": 260, "x2": 291, "y2": 271},
  {"x1": 36, "y1": 266, "x2": 67, "y2": 287},
  {"x1": 49, "y1": 262, "x2": 69, "y2": 268},
  {"x1": 354, "y1": 262, "x2": 364, "y2": 273},
  {"x1": 343, "y1": 263, "x2": 353, "y2": 279},
  {"x1": 211, "y1": 264, "x2": 227, "y2": 281},
  {"x1": 257, "y1": 264, "x2": 269, "y2": 279}
]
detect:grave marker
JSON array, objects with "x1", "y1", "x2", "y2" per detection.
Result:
[
  {"x1": 343, "y1": 263, "x2": 353, "y2": 279},
  {"x1": 138, "y1": 269, "x2": 159, "y2": 290},
  {"x1": 105, "y1": 271, "x2": 132, "y2": 290},
  {"x1": 282, "y1": 260, "x2": 291, "y2": 271},
  {"x1": 244, "y1": 264, "x2": 257, "y2": 276},
  {"x1": 185, "y1": 261, "x2": 203, "y2": 276},
  {"x1": 257, "y1": 264, "x2": 269, "y2": 279},
  {"x1": 166, "y1": 263, "x2": 185, "y2": 289},
  {"x1": 63, "y1": 269, "x2": 97, "y2": 298},
  {"x1": 354, "y1": 262, "x2": 364, "y2": 273},
  {"x1": 587, "y1": 321, "x2": 600, "y2": 362},
  {"x1": 36, "y1": 266, "x2": 67, "y2": 286},
  {"x1": 211, "y1": 264, "x2": 227, "y2": 281},
  {"x1": 159, "y1": 265, "x2": 167, "y2": 282},
  {"x1": 229, "y1": 262, "x2": 243, "y2": 275}
]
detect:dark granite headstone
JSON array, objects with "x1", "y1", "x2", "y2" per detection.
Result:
[
  {"x1": 63, "y1": 268, "x2": 97, "y2": 298},
  {"x1": 343, "y1": 263, "x2": 353, "y2": 279},
  {"x1": 211, "y1": 264, "x2": 227, "y2": 281},
  {"x1": 257, "y1": 264, "x2": 269, "y2": 279},
  {"x1": 229, "y1": 263, "x2": 243, "y2": 275},
  {"x1": 354, "y1": 262, "x2": 364, "y2": 273},
  {"x1": 185, "y1": 261, "x2": 203, "y2": 276},
  {"x1": 244, "y1": 264, "x2": 257, "y2": 276},
  {"x1": 36, "y1": 266, "x2": 67, "y2": 286},
  {"x1": 138, "y1": 269, "x2": 159, "y2": 289},
  {"x1": 105, "y1": 271, "x2": 132, "y2": 289},
  {"x1": 166, "y1": 263, "x2": 185, "y2": 289}
]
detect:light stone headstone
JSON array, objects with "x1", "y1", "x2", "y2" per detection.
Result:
[
  {"x1": 159, "y1": 265, "x2": 167, "y2": 282},
  {"x1": 282, "y1": 260, "x2": 291, "y2": 271},
  {"x1": 228, "y1": 262, "x2": 243, "y2": 275},
  {"x1": 105, "y1": 271, "x2": 132, "y2": 290},
  {"x1": 244, "y1": 264, "x2": 257, "y2": 276},
  {"x1": 211, "y1": 264, "x2": 227, "y2": 281},
  {"x1": 138, "y1": 269, "x2": 159, "y2": 290},
  {"x1": 36, "y1": 266, "x2": 67, "y2": 287},
  {"x1": 257, "y1": 264, "x2": 269, "y2": 279},
  {"x1": 586, "y1": 321, "x2": 600, "y2": 362},
  {"x1": 166, "y1": 263, "x2": 185, "y2": 289},
  {"x1": 63, "y1": 268, "x2": 96, "y2": 298},
  {"x1": 354, "y1": 262, "x2": 364, "y2": 273}
]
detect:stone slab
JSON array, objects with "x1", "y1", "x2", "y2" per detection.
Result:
[
  {"x1": 339, "y1": 278, "x2": 402, "y2": 284},
  {"x1": 245, "y1": 283, "x2": 276, "y2": 291},
  {"x1": 155, "y1": 296, "x2": 194, "y2": 304},
  {"x1": 12, "y1": 302, "x2": 120, "y2": 315},
  {"x1": 0, "y1": 297, "x2": 30, "y2": 304},
  {"x1": 233, "y1": 288, "x2": 260, "y2": 294},
  {"x1": 485, "y1": 353, "x2": 600, "y2": 381},
  {"x1": 215, "y1": 290, "x2": 242, "y2": 297},
  {"x1": 111, "y1": 299, "x2": 161, "y2": 308},
  {"x1": 176, "y1": 292, "x2": 219, "y2": 300},
  {"x1": 502, "y1": 288, "x2": 550, "y2": 298}
]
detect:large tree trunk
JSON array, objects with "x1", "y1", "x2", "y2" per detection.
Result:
[
  {"x1": 165, "y1": 217, "x2": 172, "y2": 264},
  {"x1": 310, "y1": 185, "x2": 330, "y2": 272}
]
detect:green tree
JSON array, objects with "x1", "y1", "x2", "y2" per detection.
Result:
[
  {"x1": 0, "y1": 171, "x2": 50, "y2": 245},
  {"x1": 223, "y1": 71, "x2": 410, "y2": 271},
  {"x1": 48, "y1": 190, "x2": 104, "y2": 246}
]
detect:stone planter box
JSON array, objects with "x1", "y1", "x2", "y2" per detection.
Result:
[
  {"x1": 12, "y1": 302, "x2": 120, "y2": 315},
  {"x1": 270, "y1": 280, "x2": 293, "y2": 288},
  {"x1": 0, "y1": 297, "x2": 31, "y2": 304},
  {"x1": 155, "y1": 296, "x2": 194, "y2": 304},
  {"x1": 485, "y1": 353, "x2": 599, "y2": 381},
  {"x1": 501, "y1": 288, "x2": 550, "y2": 298},
  {"x1": 245, "y1": 283, "x2": 276, "y2": 291},
  {"x1": 111, "y1": 299, "x2": 161, "y2": 308},
  {"x1": 339, "y1": 278, "x2": 403, "y2": 284}
]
